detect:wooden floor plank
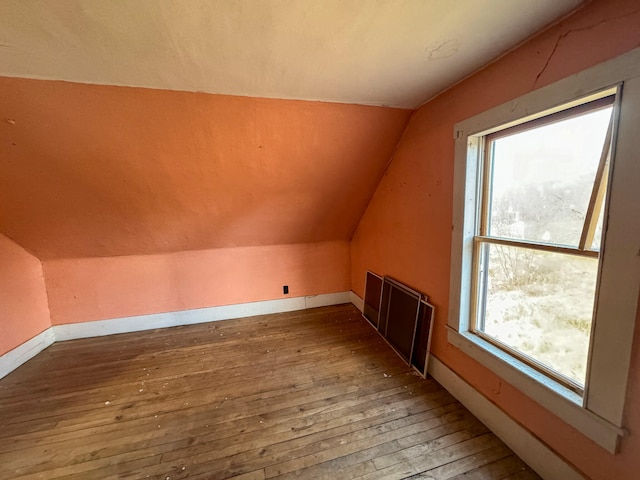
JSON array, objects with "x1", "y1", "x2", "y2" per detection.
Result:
[
  {"x1": 448, "y1": 454, "x2": 531, "y2": 480},
  {"x1": 415, "y1": 443, "x2": 514, "y2": 479},
  {"x1": 0, "y1": 304, "x2": 541, "y2": 480}
]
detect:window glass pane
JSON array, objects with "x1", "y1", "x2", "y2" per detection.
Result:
[
  {"x1": 478, "y1": 243, "x2": 598, "y2": 385},
  {"x1": 488, "y1": 107, "x2": 612, "y2": 247}
]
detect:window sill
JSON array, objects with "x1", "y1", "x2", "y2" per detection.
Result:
[{"x1": 447, "y1": 328, "x2": 624, "y2": 453}]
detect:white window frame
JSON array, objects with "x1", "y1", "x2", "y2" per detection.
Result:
[{"x1": 448, "y1": 47, "x2": 640, "y2": 453}]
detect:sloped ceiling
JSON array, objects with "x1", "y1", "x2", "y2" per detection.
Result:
[
  {"x1": 0, "y1": 77, "x2": 411, "y2": 259},
  {"x1": 0, "y1": 1, "x2": 584, "y2": 260},
  {"x1": 0, "y1": 0, "x2": 583, "y2": 108}
]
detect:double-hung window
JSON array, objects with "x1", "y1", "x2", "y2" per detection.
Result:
[
  {"x1": 448, "y1": 48, "x2": 640, "y2": 452},
  {"x1": 474, "y1": 96, "x2": 613, "y2": 393}
]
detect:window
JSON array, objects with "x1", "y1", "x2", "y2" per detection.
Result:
[
  {"x1": 473, "y1": 97, "x2": 614, "y2": 393},
  {"x1": 448, "y1": 48, "x2": 640, "y2": 453}
]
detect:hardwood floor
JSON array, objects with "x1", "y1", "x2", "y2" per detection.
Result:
[{"x1": 0, "y1": 304, "x2": 541, "y2": 479}]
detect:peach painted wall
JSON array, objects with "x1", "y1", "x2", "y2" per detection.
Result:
[
  {"x1": 44, "y1": 241, "x2": 350, "y2": 325},
  {"x1": 0, "y1": 60, "x2": 408, "y2": 336},
  {"x1": 350, "y1": 0, "x2": 640, "y2": 479},
  {"x1": 0, "y1": 234, "x2": 50, "y2": 355},
  {"x1": 0, "y1": 78, "x2": 410, "y2": 260}
]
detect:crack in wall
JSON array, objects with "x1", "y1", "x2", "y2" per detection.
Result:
[{"x1": 533, "y1": 8, "x2": 640, "y2": 89}]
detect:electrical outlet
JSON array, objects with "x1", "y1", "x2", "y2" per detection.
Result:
[{"x1": 283, "y1": 285, "x2": 289, "y2": 294}]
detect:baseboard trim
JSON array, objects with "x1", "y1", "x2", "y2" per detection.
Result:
[
  {"x1": 53, "y1": 291, "x2": 353, "y2": 342},
  {"x1": 305, "y1": 291, "x2": 352, "y2": 309},
  {"x1": 0, "y1": 328, "x2": 55, "y2": 380},
  {"x1": 349, "y1": 291, "x2": 364, "y2": 312},
  {"x1": 428, "y1": 356, "x2": 585, "y2": 480}
]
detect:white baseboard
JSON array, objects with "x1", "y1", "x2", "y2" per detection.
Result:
[
  {"x1": 0, "y1": 328, "x2": 55, "y2": 380},
  {"x1": 54, "y1": 291, "x2": 353, "y2": 342},
  {"x1": 349, "y1": 291, "x2": 364, "y2": 312},
  {"x1": 305, "y1": 291, "x2": 352, "y2": 309},
  {"x1": 428, "y1": 356, "x2": 585, "y2": 480}
]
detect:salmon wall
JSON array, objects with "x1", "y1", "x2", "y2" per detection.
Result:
[
  {"x1": 0, "y1": 78, "x2": 411, "y2": 260},
  {"x1": 0, "y1": 73, "x2": 410, "y2": 330},
  {"x1": 0, "y1": 234, "x2": 50, "y2": 355},
  {"x1": 44, "y1": 241, "x2": 350, "y2": 325},
  {"x1": 350, "y1": 0, "x2": 640, "y2": 478}
]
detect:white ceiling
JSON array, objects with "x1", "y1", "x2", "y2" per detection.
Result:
[{"x1": 0, "y1": 0, "x2": 583, "y2": 108}]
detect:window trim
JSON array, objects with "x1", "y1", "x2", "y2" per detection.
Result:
[{"x1": 448, "y1": 47, "x2": 640, "y2": 453}]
